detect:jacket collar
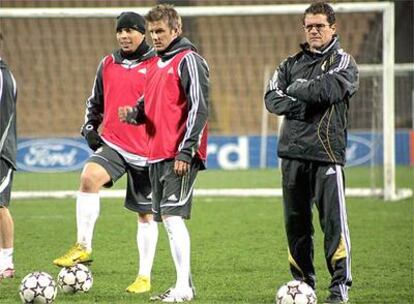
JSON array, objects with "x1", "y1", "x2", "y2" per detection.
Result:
[
  {"x1": 113, "y1": 40, "x2": 156, "y2": 64},
  {"x1": 157, "y1": 36, "x2": 197, "y2": 61},
  {"x1": 300, "y1": 35, "x2": 339, "y2": 56}
]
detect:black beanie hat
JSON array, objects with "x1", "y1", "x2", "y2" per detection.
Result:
[{"x1": 116, "y1": 12, "x2": 146, "y2": 34}]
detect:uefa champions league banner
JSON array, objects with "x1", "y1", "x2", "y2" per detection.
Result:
[{"x1": 16, "y1": 131, "x2": 413, "y2": 172}]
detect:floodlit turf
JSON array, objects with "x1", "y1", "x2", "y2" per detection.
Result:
[
  {"x1": 10, "y1": 166, "x2": 414, "y2": 191},
  {"x1": 0, "y1": 168, "x2": 413, "y2": 303}
]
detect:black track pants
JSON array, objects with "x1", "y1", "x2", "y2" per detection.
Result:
[{"x1": 281, "y1": 159, "x2": 352, "y2": 299}]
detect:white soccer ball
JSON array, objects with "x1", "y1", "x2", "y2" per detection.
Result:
[
  {"x1": 57, "y1": 264, "x2": 93, "y2": 294},
  {"x1": 276, "y1": 280, "x2": 317, "y2": 304},
  {"x1": 19, "y1": 271, "x2": 57, "y2": 304}
]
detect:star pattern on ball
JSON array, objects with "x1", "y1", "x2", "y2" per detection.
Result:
[
  {"x1": 58, "y1": 264, "x2": 93, "y2": 294},
  {"x1": 74, "y1": 281, "x2": 82, "y2": 290},
  {"x1": 33, "y1": 283, "x2": 47, "y2": 298},
  {"x1": 20, "y1": 272, "x2": 57, "y2": 304},
  {"x1": 308, "y1": 294, "x2": 317, "y2": 304},
  {"x1": 287, "y1": 284, "x2": 301, "y2": 299}
]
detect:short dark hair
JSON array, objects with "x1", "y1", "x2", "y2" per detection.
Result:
[
  {"x1": 145, "y1": 4, "x2": 182, "y2": 33},
  {"x1": 303, "y1": 1, "x2": 336, "y2": 25}
]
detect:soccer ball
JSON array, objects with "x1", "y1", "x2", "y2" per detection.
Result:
[
  {"x1": 57, "y1": 264, "x2": 93, "y2": 294},
  {"x1": 276, "y1": 280, "x2": 317, "y2": 304},
  {"x1": 19, "y1": 271, "x2": 57, "y2": 304}
]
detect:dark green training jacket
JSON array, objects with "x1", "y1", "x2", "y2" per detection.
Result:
[{"x1": 264, "y1": 36, "x2": 359, "y2": 165}]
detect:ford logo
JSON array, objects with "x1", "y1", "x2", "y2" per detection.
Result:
[
  {"x1": 346, "y1": 134, "x2": 374, "y2": 167},
  {"x1": 17, "y1": 138, "x2": 91, "y2": 172}
]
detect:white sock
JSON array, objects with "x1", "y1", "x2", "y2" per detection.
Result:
[
  {"x1": 0, "y1": 247, "x2": 13, "y2": 269},
  {"x1": 76, "y1": 192, "x2": 100, "y2": 252},
  {"x1": 137, "y1": 220, "x2": 158, "y2": 278},
  {"x1": 163, "y1": 216, "x2": 191, "y2": 290}
]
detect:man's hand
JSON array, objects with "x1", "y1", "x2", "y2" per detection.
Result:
[
  {"x1": 85, "y1": 130, "x2": 103, "y2": 151},
  {"x1": 174, "y1": 160, "x2": 190, "y2": 177},
  {"x1": 118, "y1": 106, "x2": 138, "y2": 124},
  {"x1": 286, "y1": 78, "x2": 308, "y2": 97}
]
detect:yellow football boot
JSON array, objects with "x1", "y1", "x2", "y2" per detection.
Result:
[
  {"x1": 53, "y1": 243, "x2": 92, "y2": 267},
  {"x1": 126, "y1": 275, "x2": 151, "y2": 293}
]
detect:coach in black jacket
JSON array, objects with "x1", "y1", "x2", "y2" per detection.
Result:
[{"x1": 264, "y1": 2, "x2": 358, "y2": 304}]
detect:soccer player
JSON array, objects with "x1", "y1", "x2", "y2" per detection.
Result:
[
  {"x1": 0, "y1": 55, "x2": 17, "y2": 280},
  {"x1": 264, "y1": 2, "x2": 359, "y2": 304},
  {"x1": 53, "y1": 12, "x2": 158, "y2": 293},
  {"x1": 119, "y1": 4, "x2": 209, "y2": 302}
]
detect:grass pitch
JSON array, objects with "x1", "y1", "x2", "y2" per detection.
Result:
[{"x1": 0, "y1": 167, "x2": 412, "y2": 303}]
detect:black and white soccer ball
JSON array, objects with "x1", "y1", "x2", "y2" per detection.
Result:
[
  {"x1": 19, "y1": 271, "x2": 57, "y2": 304},
  {"x1": 57, "y1": 264, "x2": 93, "y2": 294},
  {"x1": 276, "y1": 280, "x2": 317, "y2": 304}
]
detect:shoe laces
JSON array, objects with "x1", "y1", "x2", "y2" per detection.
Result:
[
  {"x1": 168, "y1": 287, "x2": 193, "y2": 300},
  {"x1": 150, "y1": 288, "x2": 172, "y2": 301},
  {"x1": 159, "y1": 288, "x2": 172, "y2": 299},
  {"x1": 136, "y1": 275, "x2": 149, "y2": 282},
  {"x1": 62, "y1": 244, "x2": 83, "y2": 259}
]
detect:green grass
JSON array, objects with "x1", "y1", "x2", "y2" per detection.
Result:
[
  {"x1": 0, "y1": 167, "x2": 413, "y2": 303},
  {"x1": 10, "y1": 166, "x2": 414, "y2": 190}
]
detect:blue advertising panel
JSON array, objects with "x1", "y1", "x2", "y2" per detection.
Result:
[
  {"x1": 17, "y1": 138, "x2": 91, "y2": 172},
  {"x1": 205, "y1": 131, "x2": 411, "y2": 169},
  {"x1": 16, "y1": 131, "x2": 411, "y2": 172}
]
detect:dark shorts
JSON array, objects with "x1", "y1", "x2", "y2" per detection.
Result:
[
  {"x1": 149, "y1": 159, "x2": 200, "y2": 222},
  {"x1": 87, "y1": 144, "x2": 152, "y2": 214},
  {"x1": 0, "y1": 159, "x2": 14, "y2": 208}
]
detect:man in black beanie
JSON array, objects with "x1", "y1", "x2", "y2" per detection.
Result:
[
  {"x1": 116, "y1": 11, "x2": 146, "y2": 34},
  {"x1": 53, "y1": 12, "x2": 158, "y2": 295}
]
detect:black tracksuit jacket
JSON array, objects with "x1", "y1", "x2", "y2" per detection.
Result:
[{"x1": 264, "y1": 36, "x2": 359, "y2": 165}]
